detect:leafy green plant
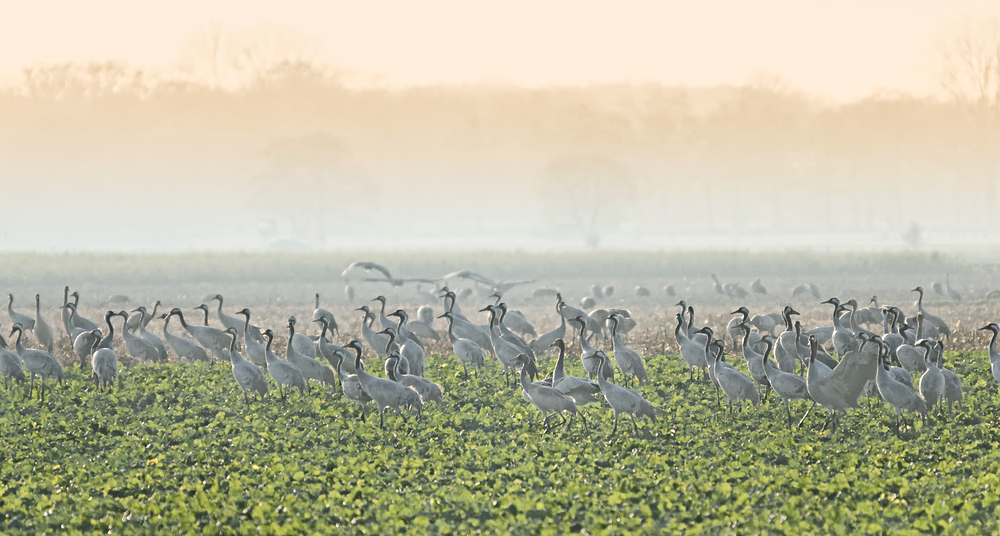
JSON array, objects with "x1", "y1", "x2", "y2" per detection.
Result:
[{"x1": 0, "y1": 349, "x2": 997, "y2": 534}]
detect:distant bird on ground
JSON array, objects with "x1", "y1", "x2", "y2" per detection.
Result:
[
  {"x1": 977, "y1": 323, "x2": 1000, "y2": 384},
  {"x1": 91, "y1": 331, "x2": 118, "y2": 393},
  {"x1": 945, "y1": 274, "x2": 961, "y2": 302},
  {"x1": 751, "y1": 279, "x2": 767, "y2": 295}
]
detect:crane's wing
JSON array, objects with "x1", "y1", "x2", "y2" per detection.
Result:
[
  {"x1": 343, "y1": 261, "x2": 393, "y2": 280},
  {"x1": 554, "y1": 375, "x2": 600, "y2": 396},
  {"x1": 441, "y1": 270, "x2": 497, "y2": 287},
  {"x1": 399, "y1": 278, "x2": 441, "y2": 284},
  {"x1": 826, "y1": 348, "x2": 878, "y2": 405}
]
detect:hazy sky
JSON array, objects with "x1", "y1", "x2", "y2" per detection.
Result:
[{"x1": 2, "y1": 0, "x2": 998, "y2": 100}]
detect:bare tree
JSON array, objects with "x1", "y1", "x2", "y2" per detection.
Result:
[
  {"x1": 178, "y1": 23, "x2": 324, "y2": 90},
  {"x1": 542, "y1": 154, "x2": 633, "y2": 249},
  {"x1": 938, "y1": 17, "x2": 1000, "y2": 116}
]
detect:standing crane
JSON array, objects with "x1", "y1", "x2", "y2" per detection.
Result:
[
  {"x1": 91, "y1": 330, "x2": 118, "y2": 393},
  {"x1": 8, "y1": 294, "x2": 35, "y2": 331},
  {"x1": 167, "y1": 308, "x2": 231, "y2": 362},
  {"x1": 977, "y1": 323, "x2": 1000, "y2": 385},
  {"x1": 159, "y1": 313, "x2": 209, "y2": 362},
  {"x1": 335, "y1": 341, "x2": 372, "y2": 419},
  {"x1": 224, "y1": 327, "x2": 268, "y2": 405},
  {"x1": 802, "y1": 335, "x2": 877, "y2": 432},
  {"x1": 438, "y1": 312, "x2": 485, "y2": 378},
  {"x1": 262, "y1": 329, "x2": 306, "y2": 403},
  {"x1": 353, "y1": 341, "x2": 422, "y2": 429},
  {"x1": 286, "y1": 317, "x2": 336, "y2": 390},
  {"x1": 10, "y1": 323, "x2": 62, "y2": 402},
  {"x1": 874, "y1": 339, "x2": 927, "y2": 432},
  {"x1": 0, "y1": 330, "x2": 26, "y2": 390},
  {"x1": 516, "y1": 354, "x2": 582, "y2": 433},
  {"x1": 33, "y1": 294, "x2": 54, "y2": 354},
  {"x1": 760, "y1": 335, "x2": 810, "y2": 427},
  {"x1": 593, "y1": 352, "x2": 656, "y2": 438},
  {"x1": 609, "y1": 314, "x2": 646, "y2": 388}
]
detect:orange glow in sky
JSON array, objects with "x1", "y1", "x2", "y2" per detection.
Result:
[{"x1": 2, "y1": 0, "x2": 998, "y2": 100}]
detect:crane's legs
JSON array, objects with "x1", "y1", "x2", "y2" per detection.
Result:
[
  {"x1": 796, "y1": 401, "x2": 816, "y2": 429},
  {"x1": 607, "y1": 413, "x2": 619, "y2": 440},
  {"x1": 40, "y1": 378, "x2": 45, "y2": 404},
  {"x1": 784, "y1": 400, "x2": 793, "y2": 428},
  {"x1": 630, "y1": 414, "x2": 638, "y2": 435}
]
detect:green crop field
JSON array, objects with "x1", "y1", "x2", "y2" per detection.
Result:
[{"x1": 2, "y1": 346, "x2": 999, "y2": 535}]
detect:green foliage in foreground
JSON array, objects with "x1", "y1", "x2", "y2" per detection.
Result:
[{"x1": 1, "y1": 351, "x2": 1000, "y2": 535}]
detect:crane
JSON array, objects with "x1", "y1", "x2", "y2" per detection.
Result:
[
  {"x1": 916, "y1": 339, "x2": 944, "y2": 415},
  {"x1": 438, "y1": 312, "x2": 485, "y2": 378},
  {"x1": 159, "y1": 313, "x2": 209, "y2": 363},
  {"x1": 548, "y1": 339, "x2": 601, "y2": 405},
  {"x1": 261, "y1": 329, "x2": 306, "y2": 403},
  {"x1": 33, "y1": 294, "x2": 54, "y2": 353},
  {"x1": 0, "y1": 331, "x2": 26, "y2": 390},
  {"x1": 91, "y1": 330, "x2": 118, "y2": 393},
  {"x1": 335, "y1": 341, "x2": 371, "y2": 419},
  {"x1": 874, "y1": 338, "x2": 927, "y2": 432},
  {"x1": 169, "y1": 307, "x2": 232, "y2": 362},
  {"x1": 286, "y1": 317, "x2": 336, "y2": 390},
  {"x1": 224, "y1": 327, "x2": 268, "y2": 405},
  {"x1": 609, "y1": 314, "x2": 646, "y2": 388},
  {"x1": 7, "y1": 294, "x2": 35, "y2": 331},
  {"x1": 516, "y1": 354, "x2": 582, "y2": 433},
  {"x1": 802, "y1": 335, "x2": 877, "y2": 432},
  {"x1": 10, "y1": 323, "x2": 62, "y2": 402},
  {"x1": 593, "y1": 352, "x2": 656, "y2": 438},
  {"x1": 977, "y1": 323, "x2": 1000, "y2": 385},
  {"x1": 235, "y1": 309, "x2": 267, "y2": 367},
  {"x1": 353, "y1": 340, "x2": 423, "y2": 429},
  {"x1": 570, "y1": 316, "x2": 614, "y2": 380},
  {"x1": 760, "y1": 335, "x2": 810, "y2": 427}
]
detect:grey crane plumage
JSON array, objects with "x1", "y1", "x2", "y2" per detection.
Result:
[
  {"x1": 438, "y1": 312, "x2": 485, "y2": 378},
  {"x1": 609, "y1": 314, "x2": 646, "y2": 388},
  {"x1": 594, "y1": 352, "x2": 656, "y2": 438},
  {"x1": 0, "y1": 328, "x2": 26, "y2": 390},
  {"x1": 803, "y1": 335, "x2": 878, "y2": 432},
  {"x1": 91, "y1": 331, "x2": 118, "y2": 393},
  {"x1": 224, "y1": 327, "x2": 268, "y2": 405},
  {"x1": 168, "y1": 307, "x2": 231, "y2": 362},
  {"x1": 517, "y1": 354, "x2": 582, "y2": 433},
  {"x1": 977, "y1": 323, "x2": 1000, "y2": 384},
  {"x1": 262, "y1": 329, "x2": 306, "y2": 403},
  {"x1": 286, "y1": 317, "x2": 336, "y2": 389},
  {"x1": 549, "y1": 339, "x2": 601, "y2": 405},
  {"x1": 760, "y1": 335, "x2": 810, "y2": 427},
  {"x1": 73, "y1": 328, "x2": 102, "y2": 370},
  {"x1": 160, "y1": 313, "x2": 209, "y2": 362},
  {"x1": 354, "y1": 340, "x2": 422, "y2": 429},
  {"x1": 8, "y1": 294, "x2": 35, "y2": 331},
  {"x1": 874, "y1": 339, "x2": 927, "y2": 431},
  {"x1": 335, "y1": 341, "x2": 371, "y2": 419},
  {"x1": 10, "y1": 323, "x2": 62, "y2": 403},
  {"x1": 33, "y1": 294, "x2": 54, "y2": 354}
]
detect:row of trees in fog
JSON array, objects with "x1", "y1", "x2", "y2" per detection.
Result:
[{"x1": 0, "y1": 22, "x2": 998, "y2": 250}]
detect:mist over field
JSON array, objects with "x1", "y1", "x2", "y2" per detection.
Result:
[{"x1": 0, "y1": 12, "x2": 998, "y2": 256}]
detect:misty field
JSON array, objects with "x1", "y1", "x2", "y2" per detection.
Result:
[{"x1": 2, "y1": 252, "x2": 1000, "y2": 534}]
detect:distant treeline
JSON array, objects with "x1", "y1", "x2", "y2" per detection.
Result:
[{"x1": 0, "y1": 58, "x2": 997, "y2": 250}]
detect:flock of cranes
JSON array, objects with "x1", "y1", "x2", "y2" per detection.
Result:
[{"x1": 0, "y1": 263, "x2": 997, "y2": 437}]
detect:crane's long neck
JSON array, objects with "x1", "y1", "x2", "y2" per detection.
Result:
[
  {"x1": 445, "y1": 318, "x2": 457, "y2": 344},
  {"x1": 216, "y1": 299, "x2": 224, "y2": 316},
  {"x1": 596, "y1": 357, "x2": 610, "y2": 389},
  {"x1": 554, "y1": 345, "x2": 565, "y2": 382},
  {"x1": 63, "y1": 287, "x2": 69, "y2": 307},
  {"x1": 163, "y1": 314, "x2": 172, "y2": 335},
  {"x1": 200, "y1": 308, "x2": 209, "y2": 326},
  {"x1": 319, "y1": 321, "x2": 329, "y2": 342},
  {"x1": 264, "y1": 334, "x2": 274, "y2": 356},
  {"x1": 848, "y1": 305, "x2": 861, "y2": 333},
  {"x1": 243, "y1": 315, "x2": 251, "y2": 336},
  {"x1": 578, "y1": 323, "x2": 590, "y2": 348},
  {"x1": 315, "y1": 293, "x2": 320, "y2": 310},
  {"x1": 687, "y1": 308, "x2": 696, "y2": 336},
  {"x1": 518, "y1": 364, "x2": 531, "y2": 391},
  {"x1": 13, "y1": 328, "x2": 24, "y2": 352},
  {"x1": 286, "y1": 324, "x2": 295, "y2": 355},
  {"x1": 784, "y1": 310, "x2": 794, "y2": 331},
  {"x1": 831, "y1": 308, "x2": 843, "y2": 329},
  {"x1": 175, "y1": 311, "x2": 189, "y2": 329},
  {"x1": 990, "y1": 329, "x2": 999, "y2": 355},
  {"x1": 916, "y1": 316, "x2": 923, "y2": 339},
  {"x1": 917, "y1": 289, "x2": 924, "y2": 310},
  {"x1": 149, "y1": 302, "x2": 159, "y2": 321},
  {"x1": 675, "y1": 317, "x2": 690, "y2": 344},
  {"x1": 762, "y1": 339, "x2": 773, "y2": 365},
  {"x1": 7, "y1": 295, "x2": 13, "y2": 313},
  {"x1": 35, "y1": 296, "x2": 41, "y2": 317}
]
